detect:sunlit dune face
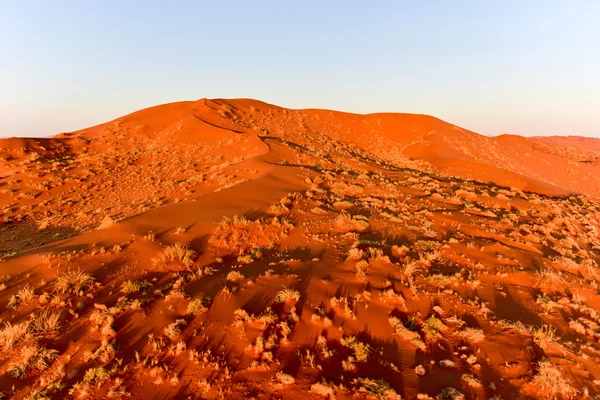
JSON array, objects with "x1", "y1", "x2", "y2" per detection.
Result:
[{"x1": 0, "y1": 99, "x2": 599, "y2": 399}]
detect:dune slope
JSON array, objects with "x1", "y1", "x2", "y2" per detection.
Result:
[{"x1": 1, "y1": 98, "x2": 599, "y2": 399}]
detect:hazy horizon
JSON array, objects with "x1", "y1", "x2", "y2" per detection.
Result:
[{"x1": 1, "y1": 1, "x2": 599, "y2": 138}]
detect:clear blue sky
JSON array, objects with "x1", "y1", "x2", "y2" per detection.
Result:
[{"x1": 1, "y1": 1, "x2": 599, "y2": 138}]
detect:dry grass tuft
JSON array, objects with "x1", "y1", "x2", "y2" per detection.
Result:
[
  {"x1": 389, "y1": 316, "x2": 426, "y2": 351},
  {"x1": 226, "y1": 271, "x2": 245, "y2": 283},
  {"x1": 353, "y1": 377, "x2": 401, "y2": 399},
  {"x1": 531, "y1": 325, "x2": 563, "y2": 353},
  {"x1": 187, "y1": 297, "x2": 209, "y2": 315},
  {"x1": 211, "y1": 215, "x2": 293, "y2": 255},
  {"x1": 355, "y1": 260, "x2": 368, "y2": 281},
  {"x1": 8, "y1": 343, "x2": 58, "y2": 379},
  {"x1": 55, "y1": 269, "x2": 95, "y2": 295},
  {"x1": 0, "y1": 321, "x2": 32, "y2": 350},
  {"x1": 121, "y1": 280, "x2": 151, "y2": 294},
  {"x1": 31, "y1": 311, "x2": 63, "y2": 335},
  {"x1": 275, "y1": 288, "x2": 300, "y2": 303},
  {"x1": 530, "y1": 360, "x2": 577, "y2": 399},
  {"x1": 334, "y1": 213, "x2": 369, "y2": 233},
  {"x1": 152, "y1": 243, "x2": 196, "y2": 268}
]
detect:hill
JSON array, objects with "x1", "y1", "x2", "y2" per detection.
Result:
[
  {"x1": 532, "y1": 135, "x2": 600, "y2": 153},
  {"x1": 0, "y1": 98, "x2": 599, "y2": 399}
]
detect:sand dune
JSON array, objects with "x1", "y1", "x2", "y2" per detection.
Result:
[
  {"x1": 532, "y1": 135, "x2": 600, "y2": 153},
  {"x1": 1, "y1": 98, "x2": 599, "y2": 399}
]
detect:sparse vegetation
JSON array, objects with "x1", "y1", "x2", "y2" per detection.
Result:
[{"x1": 1, "y1": 98, "x2": 600, "y2": 399}]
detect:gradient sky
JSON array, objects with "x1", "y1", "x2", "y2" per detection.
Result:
[{"x1": 1, "y1": 1, "x2": 599, "y2": 138}]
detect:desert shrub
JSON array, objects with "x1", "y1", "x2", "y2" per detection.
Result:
[
  {"x1": 530, "y1": 360, "x2": 577, "y2": 399},
  {"x1": 458, "y1": 328, "x2": 484, "y2": 343},
  {"x1": 55, "y1": 269, "x2": 95, "y2": 295},
  {"x1": 535, "y1": 269, "x2": 565, "y2": 294},
  {"x1": 81, "y1": 367, "x2": 110, "y2": 386},
  {"x1": 98, "y1": 215, "x2": 115, "y2": 229},
  {"x1": 121, "y1": 280, "x2": 151, "y2": 294},
  {"x1": 0, "y1": 321, "x2": 31, "y2": 350},
  {"x1": 275, "y1": 288, "x2": 300, "y2": 303},
  {"x1": 164, "y1": 319, "x2": 187, "y2": 340},
  {"x1": 391, "y1": 245, "x2": 409, "y2": 258},
  {"x1": 31, "y1": 311, "x2": 63, "y2": 335},
  {"x1": 342, "y1": 336, "x2": 371, "y2": 362},
  {"x1": 187, "y1": 297, "x2": 209, "y2": 315},
  {"x1": 531, "y1": 325, "x2": 559, "y2": 351},
  {"x1": 310, "y1": 381, "x2": 336, "y2": 398},
  {"x1": 355, "y1": 260, "x2": 368, "y2": 281},
  {"x1": 353, "y1": 377, "x2": 401, "y2": 399},
  {"x1": 389, "y1": 316, "x2": 425, "y2": 351},
  {"x1": 422, "y1": 315, "x2": 447, "y2": 341},
  {"x1": 211, "y1": 215, "x2": 293, "y2": 255},
  {"x1": 8, "y1": 344, "x2": 58, "y2": 379},
  {"x1": 334, "y1": 213, "x2": 369, "y2": 233},
  {"x1": 275, "y1": 371, "x2": 295, "y2": 385},
  {"x1": 152, "y1": 243, "x2": 196, "y2": 268},
  {"x1": 437, "y1": 387, "x2": 465, "y2": 400},
  {"x1": 16, "y1": 285, "x2": 36, "y2": 303},
  {"x1": 226, "y1": 271, "x2": 244, "y2": 283},
  {"x1": 347, "y1": 247, "x2": 364, "y2": 260}
]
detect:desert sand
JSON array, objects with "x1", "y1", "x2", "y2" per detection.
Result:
[{"x1": 0, "y1": 98, "x2": 599, "y2": 399}]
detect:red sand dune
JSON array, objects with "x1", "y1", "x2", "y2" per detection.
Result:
[
  {"x1": 532, "y1": 135, "x2": 600, "y2": 153},
  {"x1": 1, "y1": 98, "x2": 599, "y2": 399}
]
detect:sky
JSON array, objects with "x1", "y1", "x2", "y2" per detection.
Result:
[{"x1": 1, "y1": 1, "x2": 599, "y2": 138}]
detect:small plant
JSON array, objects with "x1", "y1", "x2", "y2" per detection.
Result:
[
  {"x1": 187, "y1": 297, "x2": 209, "y2": 315},
  {"x1": 422, "y1": 315, "x2": 446, "y2": 342},
  {"x1": 164, "y1": 319, "x2": 187, "y2": 340},
  {"x1": 355, "y1": 260, "x2": 368, "y2": 281},
  {"x1": 310, "y1": 381, "x2": 336, "y2": 398},
  {"x1": 347, "y1": 247, "x2": 364, "y2": 260},
  {"x1": 353, "y1": 378, "x2": 401, "y2": 400},
  {"x1": 31, "y1": 311, "x2": 63, "y2": 335},
  {"x1": 531, "y1": 325, "x2": 559, "y2": 351},
  {"x1": 152, "y1": 243, "x2": 196, "y2": 268},
  {"x1": 342, "y1": 336, "x2": 371, "y2": 362},
  {"x1": 8, "y1": 344, "x2": 58, "y2": 379},
  {"x1": 530, "y1": 360, "x2": 577, "y2": 399},
  {"x1": 211, "y1": 215, "x2": 293, "y2": 255},
  {"x1": 535, "y1": 268, "x2": 565, "y2": 294},
  {"x1": 98, "y1": 215, "x2": 115, "y2": 229},
  {"x1": 81, "y1": 367, "x2": 110, "y2": 386},
  {"x1": 275, "y1": 371, "x2": 295, "y2": 386},
  {"x1": 55, "y1": 269, "x2": 95, "y2": 295},
  {"x1": 275, "y1": 288, "x2": 300, "y2": 303},
  {"x1": 0, "y1": 321, "x2": 31, "y2": 350},
  {"x1": 144, "y1": 231, "x2": 156, "y2": 241},
  {"x1": 458, "y1": 328, "x2": 484, "y2": 343},
  {"x1": 226, "y1": 271, "x2": 244, "y2": 283},
  {"x1": 389, "y1": 316, "x2": 425, "y2": 351},
  {"x1": 121, "y1": 280, "x2": 151, "y2": 294},
  {"x1": 436, "y1": 387, "x2": 465, "y2": 400},
  {"x1": 334, "y1": 213, "x2": 369, "y2": 233},
  {"x1": 16, "y1": 285, "x2": 36, "y2": 303}
]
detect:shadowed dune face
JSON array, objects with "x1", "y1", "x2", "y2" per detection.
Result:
[{"x1": 0, "y1": 98, "x2": 599, "y2": 399}]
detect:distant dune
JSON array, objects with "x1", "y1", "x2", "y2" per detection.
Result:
[
  {"x1": 5, "y1": 98, "x2": 597, "y2": 197},
  {"x1": 532, "y1": 135, "x2": 600, "y2": 153}
]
